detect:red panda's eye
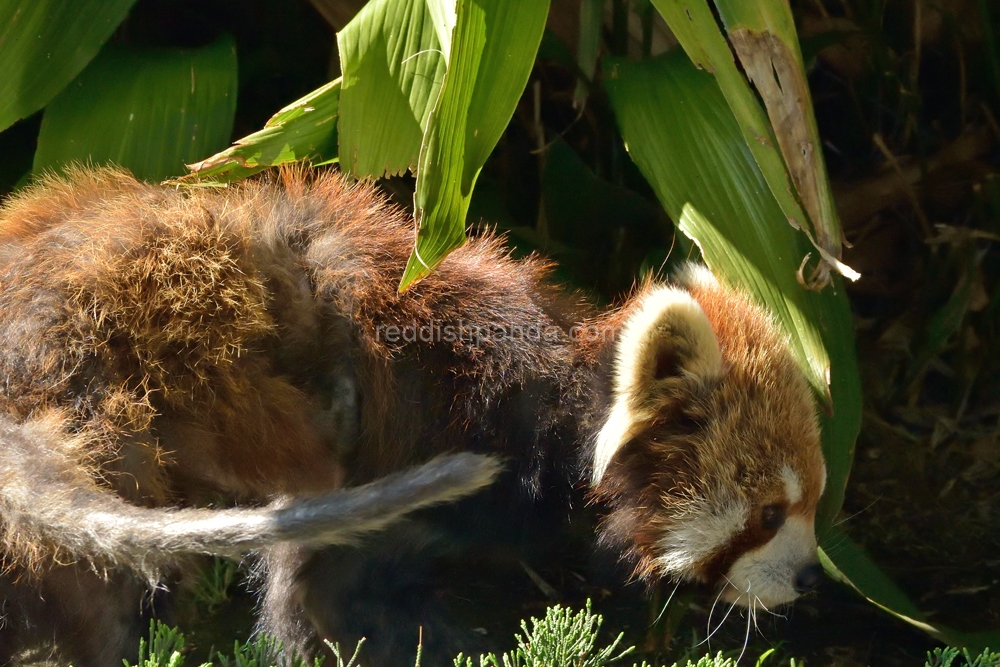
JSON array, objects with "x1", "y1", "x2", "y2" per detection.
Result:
[{"x1": 761, "y1": 504, "x2": 786, "y2": 531}]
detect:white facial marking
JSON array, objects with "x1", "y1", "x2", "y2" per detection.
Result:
[
  {"x1": 781, "y1": 465, "x2": 802, "y2": 505},
  {"x1": 721, "y1": 514, "x2": 817, "y2": 609},
  {"x1": 655, "y1": 497, "x2": 748, "y2": 576},
  {"x1": 591, "y1": 286, "x2": 722, "y2": 484},
  {"x1": 592, "y1": 401, "x2": 640, "y2": 484}
]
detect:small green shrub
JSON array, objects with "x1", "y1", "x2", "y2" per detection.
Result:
[
  {"x1": 189, "y1": 557, "x2": 240, "y2": 615},
  {"x1": 215, "y1": 634, "x2": 319, "y2": 667},
  {"x1": 453, "y1": 599, "x2": 633, "y2": 667},
  {"x1": 664, "y1": 654, "x2": 736, "y2": 667},
  {"x1": 130, "y1": 605, "x2": 999, "y2": 667},
  {"x1": 127, "y1": 620, "x2": 203, "y2": 667},
  {"x1": 125, "y1": 620, "x2": 365, "y2": 667},
  {"x1": 926, "y1": 646, "x2": 1000, "y2": 667}
]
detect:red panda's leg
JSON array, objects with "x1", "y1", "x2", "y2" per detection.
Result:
[
  {"x1": 256, "y1": 543, "x2": 320, "y2": 660},
  {"x1": 258, "y1": 524, "x2": 494, "y2": 667},
  {"x1": 0, "y1": 562, "x2": 149, "y2": 667}
]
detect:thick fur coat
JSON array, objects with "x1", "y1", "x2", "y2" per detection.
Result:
[
  {"x1": 0, "y1": 169, "x2": 501, "y2": 665},
  {"x1": 0, "y1": 169, "x2": 826, "y2": 666}
]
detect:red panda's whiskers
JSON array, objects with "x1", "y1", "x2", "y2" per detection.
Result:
[
  {"x1": 736, "y1": 604, "x2": 752, "y2": 665},
  {"x1": 832, "y1": 498, "x2": 879, "y2": 527},
  {"x1": 754, "y1": 594, "x2": 785, "y2": 619},
  {"x1": 750, "y1": 597, "x2": 763, "y2": 637},
  {"x1": 703, "y1": 590, "x2": 742, "y2": 649},
  {"x1": 700, "y1": 581, "x2": 730, "y2": 649},
  {"x1": 650, "y1": 579, "x2": 682, "y2": 628}
]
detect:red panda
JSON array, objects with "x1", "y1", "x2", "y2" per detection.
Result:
[
  {"x1": 589, "y1": 264, "x2": 827, "y2": 607},
  {"x1": 0, "y1": 168, "x2": 499, "y2": 665},
  {"x1": 0, "y1": 168, "x2": 826, "y2": 665}
]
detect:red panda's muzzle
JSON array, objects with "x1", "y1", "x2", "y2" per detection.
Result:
[{"x1": 716, "y1": 513, "x2": 822, "y2": 609}]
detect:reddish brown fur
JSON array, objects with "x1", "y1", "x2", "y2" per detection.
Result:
[
  {"x1": 0, "y1": 167, "x2": 590, "y2": 569},
  {"x1": 0, "y1": 168, "x2": 592, "y2": 663},
  {"x1": 591, "y1": 276, "x2": 824, "y2": 582},
  {"x1": 0, "y1": 173, "x2": 341, "y2": 537},
  {"x1": 0, "y1": 167, "x2": 824, "y2": 664}
]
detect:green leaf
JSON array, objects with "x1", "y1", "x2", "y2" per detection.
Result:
[
  {"x1": 400, "y1": 0, "x2": 550, "y2": 290},
  {"x1": 604, "y1": 47, "x2": 1000, "y2": 648},
  {"x1": 649, "y1": 0, "x2": 857, "y2": 287},
  {"x1": 34, "y1": 36, "x2": 238, "y2": 182},
  {"x1": 606, "y1": 54, "x2": 825, "y2": 399},
  {"x1": 0, "y1": 0, "x2": 137, "y2": 133},
  {"x1": 574, "y1": 0, "x2": 603, "y2": 106},
  {"x1": 820, "y1": 526, "x2": 1000, "y2": 652},
  {"x1": 602, "y1": 51, "x2": 861, "y2": 530},
  {"x1": 908, "y1": 254, "x2": 976, "y2": 389},
  {"x1": 187, "y1": 0, "x2": 453, "y2": 184},
  {"x1": 185, "y1": 77, "x2": 341, "y2": 183},
  {"x1": 543, "y1": 139, "x2": 663, "y2": 244},
  {"x1": 712, "y1": 0, "x2": 843, "y2": 288},
  {"x1": 336, "y1": 0, "x2": 451, "y2": 178}
]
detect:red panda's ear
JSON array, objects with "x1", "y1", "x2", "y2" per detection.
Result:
[
  {"x1": 614, "y1": 286, "x2": 723, "y2": 397},
  {"x1": 592, "y1": 286, "x2": 722, "y2": 483}
]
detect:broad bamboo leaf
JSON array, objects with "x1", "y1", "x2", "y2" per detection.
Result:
[
  {"x1": 34, "y1": 37, "x2": 238, "y2": 182},
  {"x1": 606, "y1": 53, "x2": 833, "y2": 402},
  {"x1": 399, "y1": 0, "x2": 550, "y2": 290},
  {"x1": 601, "y1": 48, "x2": 1000, "y2": 647},
  {"x1": 188, "y1": 0, "x2": 451, "y2": 183},
  {"x1": 820, "y1": 526, "x2": 1000, "y2": 651},
  {"x1": 574, "y1": 0, "x2": 603, "y2": 106},
  {"x1": 0, "y1": 0, "x2": 137, "y2": 133},
  {"x1": 603, "y1": 51, "x2": 860, "y2": 532},
  {"x1": 336, "y1": 0, "x2": 451, "y2": 178},
  {"x1": 713, "y1": 0, "x2": 843, "y2": 288},
  {"x1": 678, "y1": 209, "x2": 858, "y2": 535},
  {"x1": 543, "y1": 139, "x2": 664, "y2": 242},
  {"x1": 649, "y1": 0, "x2": 857, "y2": 287},
  {"x1": 185, "y1": 78, "x2": 341, "y2": 183}
]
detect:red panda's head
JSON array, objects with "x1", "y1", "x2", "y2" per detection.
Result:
[{"x1": 590, "y1": 264, "x2": 827, "y2": 610}]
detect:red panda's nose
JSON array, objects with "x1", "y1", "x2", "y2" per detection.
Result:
[{"x1": 794, "y1": 563, "x2": 823, "y2": 593}]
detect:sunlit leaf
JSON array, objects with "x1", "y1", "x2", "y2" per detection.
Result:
[
  {"x1": 820, "y1": 526, "x2": 1000, "y2": 651},
  {"x1": 185, "y1": 77, "x2": 341, "y2": 183},
  {"x1": 603, "y1": 51, "x2": 860, "y2": 532},
  {"x1": 713, "y1": 0, "x2": 843, "y2": 288},
  {"x1": 399, "y1": 0, "x2": 550, "y2": 290},
  {"x1": 336, "y1": 0, "x2": 451, "y2": 178},
  {"x1": 601, "y1": 47, "x2": 1000, "y2": 647},
  {"x1": 649, "y1": 0, "x2": 857, "y2": 286},
  {"x1": 607, "y1": 54, "x2": 825, "y2": 400},
  {"x1": 0, "y1": 0, "x2": 137, "y2": 133},
  {"x1": 34, "y1": 36, "x2": 238, "y2": 182},
  {"x1": 187, "y1": 0, "x2": 454, "y2": 184}
]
